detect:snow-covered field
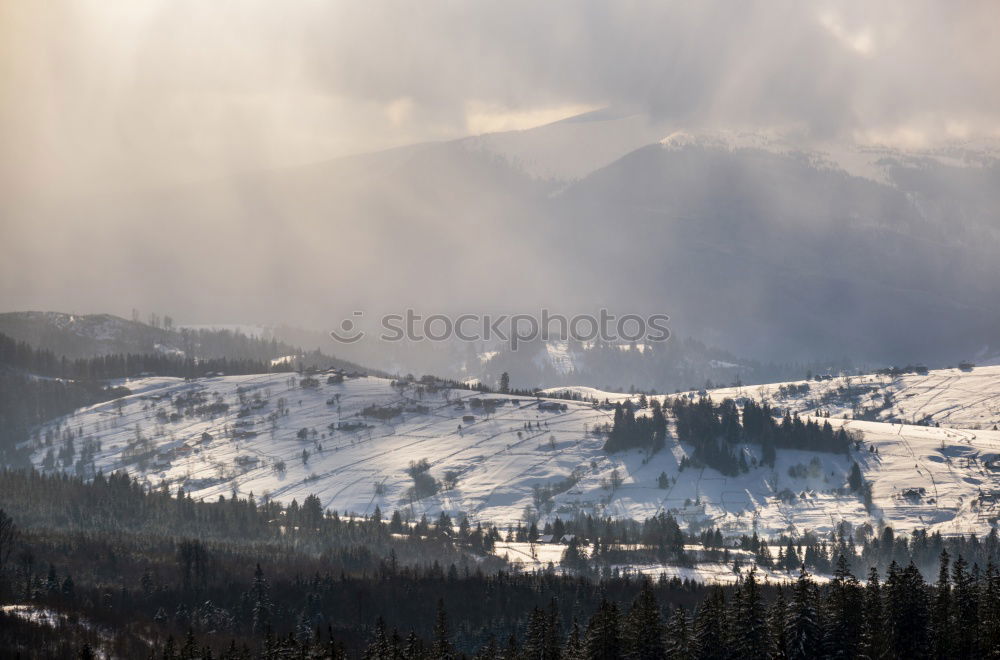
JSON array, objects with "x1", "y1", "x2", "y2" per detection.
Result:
[
  {"x1": 493, "y1": 541, "x2": 807, "y2": 584},
  {"x1": 544, "y1": 365, "x2": 1000, "y2": 430},
  {"x1": 25, "y1": 367, "x2": 1000, "y2": 541}
]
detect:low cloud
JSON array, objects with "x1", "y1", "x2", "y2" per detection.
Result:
[
  {"x1": 2, "y1": 1, "x2": 998, "y2": 199},
  {"x1": 1, "y1": 1, "x2": 998, "y2": 333}
]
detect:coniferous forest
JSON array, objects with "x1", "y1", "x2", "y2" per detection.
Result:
[
  {"x1": 670, "y1": 397, "x2": 854, "y2": 476},
  {"x1": 601, "y1": 396, "x2": 855, "y2": 476},
  {"x1": 4, "y1": 1, "x2": 999, "y2": 657},
  {"x1": 0, "y1": 335, "x2": 995, "y2": 658},
  {"x1": 1, "y1": 469, "x2": 1000, "y2": 658}
]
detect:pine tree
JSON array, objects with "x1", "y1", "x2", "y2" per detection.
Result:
[
  {"x1": 45, "y1": 563, "x2": 59, "y2": 594},
  {"x1": 692, "y1": 587, "x2": 727, "y2": 660},
  {"x1": 180, "y1": 630, "x2": 198, "y2": 660},
  {"x1": 623, "y1": 579, "x2": 666, "y2": 660},
  {"x1": 768, "y1": 588, "x2": 788, "y2": 660},
  {"x1": 584, "y1": 599, "x2": 621, "y2": 660},
  {"x1": 250, "y1": 563, "x2": 271, "y2": 634},
  {"x1": 161, "y1": 635, "x2": 177, "y2": 660},
  {"x1": 561, "y1": 536, "x2": 588, "y2": 572},
  {"x1": 931, "y1": 550, "x2": 952, "y2": 660},
  {"x1": 544, "y1": 598, "x2": 562, "y2": 660},
  {"x1": 824, "y1": 555, "x2": 863, "y2": 659},
  {"x1": 524, "y1": 607, "x2": 549, "y2": 660},
  {"x1": 364, "y1": 617, "x2": 392, "y2": 660},
  {"x1": 761, "y1": 427, "x2": 776, "y2": 467},
  {"x1": 952, "y1": 554, "x2": 979, "y2": 660},
  {"x1": 979, "y1": 563, "x2": 1000, "y2": 658},
  {"x1": 884, "y1": 561, "x2": 930, "y2": 660},
  {"x1": 663, "y1": 607, "x2": 691, "y2": 660},
  {"x1": 405, "y1": 631, "x2": 424, "y2": 660},
  {"x1": 564, "y1": 619, "x2": 585, "y2": 660},
  {"x1": 728, "y1": 567, "x2": 770, "y2": 660},
  {"x1": 474, "y1": 637, "x2": 500, "y2": 660},
  {"x1": 860, "y1": 567, "x2": 887, "y2": 660},
  {"x1": 432, "y1": 599, "x2": 453, "y2": 660},
  {"x1": 505, "y1": 633, "x2": 521, "y2": 660},
  {"x1": 785, "y1": 568, "x2": 822, "y2": 660},
  {"x1": 847, "y1": 461, "x2": 864, "y2": 492}
]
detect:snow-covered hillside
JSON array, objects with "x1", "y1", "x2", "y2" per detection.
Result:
[
  {"x1": 25, "y1": 367, "x2": 1000, "y2": 542},
  {"x1": 546, "y1": 365, "x2": 1000, "y2": 430},
  {"x1": 0, "y1": 311, "x2": 183, "y2": 358}
]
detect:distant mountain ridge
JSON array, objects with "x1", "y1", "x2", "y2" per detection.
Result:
[
  {"x1": 0, "y1": 311, "x2": 378, "y2": 375},
  {"x1": 0, "y1": 312, "x2": 180, "y2": 359},
  {"x1": 6, "y1": 113, "x2": 999, "y2": 369}
]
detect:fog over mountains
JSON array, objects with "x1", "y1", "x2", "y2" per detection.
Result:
[
  {"x1": 6, "y1": 110, "x2": 999, "y2": 375},
  {"x1": 5, "y1": 5, "x2": 1000, "y2": 655}
]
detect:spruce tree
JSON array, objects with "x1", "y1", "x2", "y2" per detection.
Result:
[
  {"x1": 405, "y1": 631, "x2": 424, "y2": 659},
  {"x1": 952, "y1": 554, "x2": 979, "y2": 660},
  {"x1": 860, "y1": 567, "x2": 887, "y2": 660},
  {"x1": 848, "y1": 462, "x2": 864, "y2": 492},
  {"x1": 564, "y1": 619, "x2": 585, "y2": 660},
  {"x1": 364, "y1": 617, "x2": 392, "y2": 660},
  {"x1": 979, "y1": 563, "x2": 1000, "y2": 658},
  {"x1": 884, "y1": 561, "x2": 930, "y2": 660},
  {"x1": 544, "y1": 598, "x2": 563, "y2": 660},
  {"x1": 768, "y1": 587, "x2": 788, "y2": 660},
  {"x1": 931, "y1": 550, "x2": 952, "y2": 660},
  {"x1": 785, "y1": 568, "x2": 822, "y2": 660},
  {"x1": 474, "y1": 637, "x2": 500, "y2": 660},
  {"x1": 824, "y1": 555, "x2": 863, "y2": 659},
  {"x1": 692, "y1": 587, "x2": 727, "y2": 660},
  {"x1": 623, "y1": 579, "x2": 666, "y2": 660},
  {"x1": 505, "y1": 633, "x2": 521, "y2": 660},
  {"x1": 728, "y1": 567, "x2": 770, "y2": 660},
  {"x1": 250, "y1": 563, "x2": 270, "y2": 635},
  {"x1": 584, "y1": 599, "x2": 621, "y2": 660},
  {"x1": 162, "y1": 636, "x2": 177, "y2": 660},
  {"x1": 432, "y1": 599, "x2": 453, "y2": 660},
  {"x1": 180, "y1": 630, "x2": 198, "y2": 660},
  {"x1": 524, "y1": 607, "x2": 549, "y2": 660},
  {"x1": 663, "y1": 607, "x2": 691, "y2": 660}
]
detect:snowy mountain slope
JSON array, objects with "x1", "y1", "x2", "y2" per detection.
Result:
[
  {"x1": 25, "y1": 366, "x2": 1000, "y2": 542},
  {"x1": 545, "y1": 365, "x2": 1000, "y2": 431},
  {"x1": 10, "y1": 115, "x2": 1000, "y2": 369},
  {"x1": 461, "y1": 109, "x2": 673, "y2": 181},
  {"x1": 0, "y1": 312, "x2": 181, "y2": 358},
  {"x1": 0, "y1": 311, "x2": 378, "y2": 376},
  {"x1": 467, "y1": 108, "x2": 1000, "y2": 186},
  {"x1": 549, "y1": 142, "x2": 1000, "y2": 363},
  {"x1": 657, "y1": 129, "x2": 1000, "y2": 186}
]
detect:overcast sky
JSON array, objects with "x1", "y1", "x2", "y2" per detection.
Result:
[
  {"x1": 2, "y1": 0, "x2": 998, "y2": 202},
  {"x1": 1, "y1": 1, "x2": 999, "y2": 329}
]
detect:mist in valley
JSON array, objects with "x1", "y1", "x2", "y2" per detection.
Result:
[{"x1": 3, "y1": 1, "x2": 1000, "y2": 380}]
